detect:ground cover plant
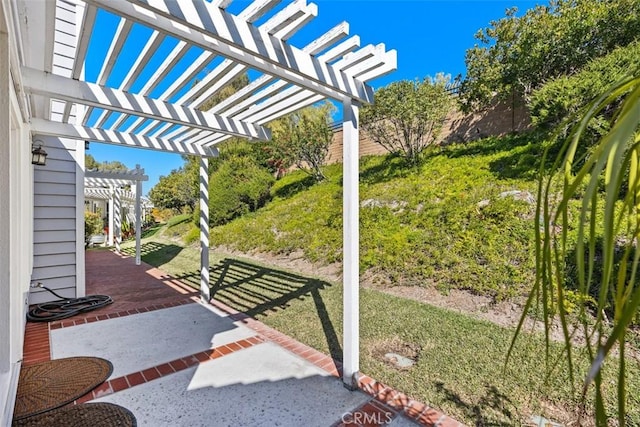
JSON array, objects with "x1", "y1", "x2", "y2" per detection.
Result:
[{"x1": 207, "y1": 133, "x2": 547, "y2": 301}]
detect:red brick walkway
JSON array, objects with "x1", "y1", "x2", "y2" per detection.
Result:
[{"x1": 83, "y1": 249, "x2": 199, "y2": 316}]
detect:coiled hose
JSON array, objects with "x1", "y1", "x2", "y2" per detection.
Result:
[{"x1": 27, "y1": 285, "x2": 113, "y2": 322}]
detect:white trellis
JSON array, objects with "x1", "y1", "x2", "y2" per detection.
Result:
[
  {"x1": 85, "y1": 166, "x2": 148, "y2": 263},
  {"x1": 18, "y1": 0, "x2": 397, "y2": 388}
]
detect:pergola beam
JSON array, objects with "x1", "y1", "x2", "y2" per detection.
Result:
[
  {"x1": 85, "y1": 188, "x2": 137, "y2": 204},
  {"x1": 84, "y1": 0, "x2": 385, "y2": 103},
  {"x1": 23, "y1": 67, "x2": 271, "y2": 141},
  {"x1": 86, "y1": 170, "x2": 147, "y2": 181},
  {"x1": 30, "y1": 118, "x2": 219, "y2": 157}
]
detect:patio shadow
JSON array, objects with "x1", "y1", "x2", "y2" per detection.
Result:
[{"x1": 176, "y1": 258, "x2": 343, "y2": 363}]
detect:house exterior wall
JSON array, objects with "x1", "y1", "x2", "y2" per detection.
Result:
[
  {"x1": 0, "y1": 8, "x2": 34, "y2": 424},
  {"x1": 31, "y1": 136, "x2": 84, "y2": 304}
]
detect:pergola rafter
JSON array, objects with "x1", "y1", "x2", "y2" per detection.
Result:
[
  {"x1": 84, "y1": 0, "x2": 379, "y2": 103},
  {"x1": 21, "y1": 0, "x2": 396, "y2": 389}
]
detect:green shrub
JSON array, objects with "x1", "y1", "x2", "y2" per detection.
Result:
[
  {"x1": 184, "y1": 225, "x2": 200, "y2": 245},
  {"x1": 167, "y1": 213, "x2": 191, "y2": 228},
  {"x1": 84, "y1": 211, "x2": 103, "y2": 243},
  {"x1": 530, "y1": 40, "x2": 640, "y2": 128},
  {"x1": 207, "y1": 156, "x2": 275, "y2": 226}
]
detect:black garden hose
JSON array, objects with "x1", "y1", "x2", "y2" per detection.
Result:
[{"x1": 27, "y1": 286, "x2": 113, "y2": 322}]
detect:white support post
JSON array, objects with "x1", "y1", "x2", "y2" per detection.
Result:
[
  {"x1": 199, "y1": 157, "x2": 210, "y2": 302},
  {"x1": 342, "y1": 99, "x2": 360, "y2": 389},
  {"x1": 114, "y1": 188, "x2": 121, "y2": 253},
  {"x1": 75, "y1": 140, "x2": 86, "y2": 297},
  {"x1": 134, "y1": 165, "x2": 142, "y2": 265},
  {"x1": 108, "y1": 187, "x2": 114, "y2": 246}
]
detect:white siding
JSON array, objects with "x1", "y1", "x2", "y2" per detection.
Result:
[
  {"x1": 30, "y1": 136, "x2": 79, "y2": 304},
  {"x1": 1, "y1": 11, "x2": 34, "y2": 423}
]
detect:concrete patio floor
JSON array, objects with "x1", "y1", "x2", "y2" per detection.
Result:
[{"x1": 20, "y1": 250, "x2": 464, "y2": 427}]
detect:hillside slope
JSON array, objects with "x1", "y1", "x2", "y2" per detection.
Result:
[{"x1": 209, "y1": 132, "x2": 549, "y2": 302}]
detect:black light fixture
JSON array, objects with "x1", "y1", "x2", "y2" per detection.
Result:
[{"x1": 31, "y1": 140, "x2": 48, "y2": 166}]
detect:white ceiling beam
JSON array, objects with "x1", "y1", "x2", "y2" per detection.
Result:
[
  {"x1": 195, "y1": 89, "x2": 323, "y2": 149},
  {"x1": 172, "y1": 22, "x2": 351, "y2": 145},
  {"x1": 43, "y1": 0, "x2": 57, "y2": 73},
  {"x1": 272, "y1": 3, "x2": 316, "y2": 41},
  {"x1": 97, "y1": 18, "x2": 133, "y2": 85},
  {"x1": 238, "y1": 0, "x2": 281, "y2": 23},
  {"x1": 72, "y1": 3, "x2": 95, "y2": 79},
  {"x1": 174, "y1": 51, "x2": 369, "y2": 145},
  {"x1": 305, "y1": 21, "x2": 351, "y2": 56},
  {"x1": 81, "y1": 17, "x2": 133, "y2": 125},
  {"x1": 213, "y1": 0, "x2": 233, "y2": 9},
  {"x1": 255, "y1": 93, "x2": 323, "y2": 124},
  {"x1": 104, "y1": 45, "x2": 210, "y2": 132},
  {"x1": 135, "y1": 1, "x2": 317, "y2": 138},
  {"x1": 64, "y1": 2, "x2": 92, "y2": 123},
  {"x1": 166, "y1": 18, "x2": 351, "y2": 145},
  {"x1": 23, "y1": 67, "x2": 271, "y2": 140},
  {"x1": 30, "y1": 118, "x2": 219, "y2": 157},
  {"x1": 347, "y1": 49, "x2": 398, "y2": 82},
  {"x1": 115, "y1": 40, "x2": 191, "y2": 131},
  {"x1": 261, "y1": 0, "x2": 306, "y2": 35},
  {"x1": 84, "y1": 0, "x2": 385, "y2": 103}
]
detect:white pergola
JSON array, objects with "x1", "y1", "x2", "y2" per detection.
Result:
[
  {"x1": 19, "y1": 0, "x2": 397, "y2": 388},
  {"x1": 85, "y1": 166, "x2": 148, "y2": 262}
]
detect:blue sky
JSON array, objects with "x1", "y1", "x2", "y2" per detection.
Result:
[{"x1": 85, "y1": 0, "x2": 540, "y2": 194}]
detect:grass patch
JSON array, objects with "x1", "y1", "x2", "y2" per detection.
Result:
[
  {"x1": 140, "y1": 224, "x2": 162, "y2": 239},
  {"x1": 123, "y1": 230, "x2": 640, "y2": 425}
]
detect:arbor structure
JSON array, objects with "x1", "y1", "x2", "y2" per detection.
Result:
[{"x1": 4, "y1": 0, "x2": 397, "y2": 395}]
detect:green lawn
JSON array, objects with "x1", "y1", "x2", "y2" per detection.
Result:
[{"x1": 122, "y1": 233, "x2": 640, "y2": 426}]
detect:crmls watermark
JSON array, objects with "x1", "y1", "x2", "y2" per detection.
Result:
[{"x1": 341, "y1": 411, "x2": 394, "y2": 424}]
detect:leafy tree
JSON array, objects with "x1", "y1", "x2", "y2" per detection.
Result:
[
  {"x1": 84, "y1": 153, "x2": 129, "y2": 172},
  {"x1": 208, "y1": 155, "x2": 274, "y2": 225},
  {"x1": 530, "y1": 40, "x2": 640, "y2": 129},
  {"x1": 84, "y1": 211, "x2": 103, "y2": 243},
  {"x1": 514, "y1": 74, "x2": 640, "y2": 424},
  {"x1": 361, "y1": 75, "x2": 452, "y2": 165},
  {"x1": 461, "y1": 0, "x2": 640, "y2": 111},
  {"x1": 85, "y1": 154, "x2": 100, "y2": 170},
  {"x1": 198, "y1": 73, "x2": 250, "y2": 112},
  {"x1": 148, "y1": 166, "x2": 197, "y2": 212},
  {"x1": 268, "y1": 103, "x2": 336, "y2": 181}
]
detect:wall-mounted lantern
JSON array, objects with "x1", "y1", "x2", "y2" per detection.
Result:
[{"x1": 31, "y1": 140, "x2": 48, "y2": 166}]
